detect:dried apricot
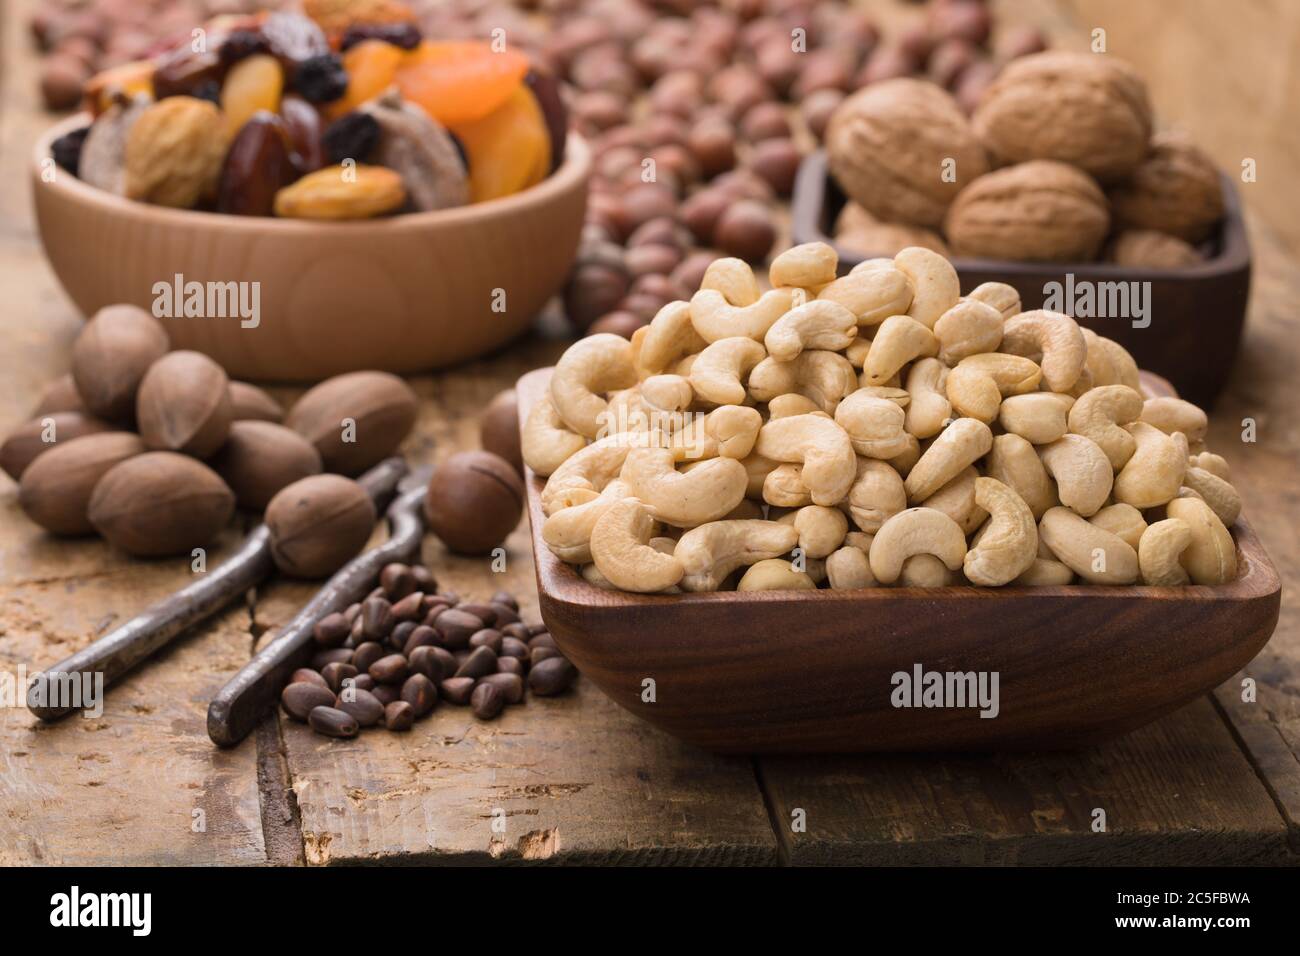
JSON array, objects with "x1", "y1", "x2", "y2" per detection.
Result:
[
  {"x1": 221, "y1": 54, "x2": 284, "y2": 138},
  {"x1": 396, "y1": 42, "x2": 529, "y2": 127},
  {"x1": 84, "y1": 60, "x2": 155, "y2": 115},
  {"x1": 327, "y1": 39, "x2": 404, "y2": 118},
  {"x1": 273, "y1": 163, "x2": 406, "y2": 219},
  {"x1": 304, "y1": 0, "x2": 416, "y2": 40},
  {"x1": 449, "y1": 85, "x2": 549, "y2": 202}
]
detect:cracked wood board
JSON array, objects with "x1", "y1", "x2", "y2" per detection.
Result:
[
  {"x1": 759, "y1": 698, "x2": 1292, "y2": 866},
  {"x1": 255, "y1": 355, "x2": 778, "y2": 865}
]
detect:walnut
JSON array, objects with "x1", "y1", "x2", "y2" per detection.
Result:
[
  {"x1": 834, "y1": 202, "x2": 950, "y2": 258},
  {"x1": 1108, "y1": 131, "x2": 1224, "y2": 242},
  {"x1": 826, "y1": 78, "x2": 988, "y2": 229},
  {"x1": 944, "y1": 160, "x2": 1110, "y2": 262},
  {"x1": 124, "y1": 96, "x2": 228, "y2": 208},
  {"x1": 1106, "y1": 230, "x2": 1202, "y2": 269},
  {"x1": 972, "y1": 51, "x2": 1153, "y2": 183}
]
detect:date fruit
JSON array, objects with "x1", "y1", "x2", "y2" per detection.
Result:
[{"x1": 217, "y1": 111, "x2": 298, "y2": 216}]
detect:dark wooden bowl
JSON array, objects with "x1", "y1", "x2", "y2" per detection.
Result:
[
  {"x1": 791, "y1": 151, "x2": 1252, "y2": 408},
  {"x1": 517, "y1": 368, "x2": 1280, "y2": 754}
]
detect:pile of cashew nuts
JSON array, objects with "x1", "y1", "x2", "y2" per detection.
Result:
[{"x1": 522, "y1": 242, "x2": 1244, "y2": 593}]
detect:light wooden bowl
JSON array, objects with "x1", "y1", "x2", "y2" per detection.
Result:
[
  {"x1": 32, "y1": 115, "x2": 591, "y2": 383},
  {"x1": 518, "y1": 368, "x2": 1281, "y2": 754}
]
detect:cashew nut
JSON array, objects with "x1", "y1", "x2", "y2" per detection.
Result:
[
  {"x1": 763, "y1": 463, "x2": 812, "y2": 507},
  {"x1": 903, "y1": 358, "x2": 951, "y2": 439},
  {"x1": 967, "y1": 281, "x2": 1021, "y2": 320},
  {"x1": 946, "y1": 353, "x2": 1042, "y2": 423},
  {"x1": 1137, "y1": 518, "x2": 1192, "y2": 586},
  {"x1": 1039, "y1": 506, "x2": 1139, "y2": 584},
  {"x1": 776, "y1": 505, "x2": 849, "y2": 559},
  {"x1": 769, "y1": 242, "x2": 838, "y2": 289},
  {"x1": 542, "y1": 479, "x2": 631, "y2": 563},
  {"x1": 640, "y1": 301, "x2": 708, "y2": 375},
  {"x1": 1189, "y1": 451, "x2": 1230, "y2": 481},
  {"x1": 964, "y1": 477, "x2": 1037, "y2": 585},
  {"x1": 1038, "y1": 434, "x2": 1113, "y2": 517},
  {"x1": 734, "y1": 559, "x2": 816, "y2": 591},
  {"x1": 999, "y1": 310, "x2": 1087, "y2": 392},
  {"x1": 934, "y1": 299, "x2": 1004, "y2": 365},
  {"x1": 590, "y1": 498, "x2": 684, "y2": 592},
  {"x1": 826, "y1": 545, "x2": 877, "y2": 589},
  {"x1": 621, "y1": 446, "x2": 747, "y2": 527},
  {"x1": 1182, "y1": 466, "x2": 1241, "y2": 527},
  {"x1": 689, "y1": 336, "x2": 766, "y2": 405},
  {"x1": 1140, "y1": 397, "x2": 1208, "y2": 445},
  {"x1": 675, "y1": 519, "x2": 800, "y2": 591},
  {"x1": 868, "y1": 507, "x2": 967, "y2": 584},
  {"x1": 1088, "y1": 502, "x2": 1148, "y2": 551},
  {"x1": 550, "y1": 333, "x2": 638, "y2": 438},
  {"x1": 690, "y1": 287, "x2": 794, "y2": 343},
  {"x1": 845, "y1": 457, "x2": 907, "y2": 533},
  {"x1": 904, "y1": 417, "x2": 993, "y2": 503},
  {"x1": 764, "y1": 300, "x2": 858, "y2": 361},
  {"x1": 641, "y1": 374, "x2": 693, "y2": 413},
  {"x1": 700, "y1": 257, "x2": 761, "y2": 306},
  {"x1": 894, "y1": 247, "x2": 960, "y2": 329},
  {"x1": 1067, "y1": 384, "x2": 1144, "y2": 469},
  {"x1": 862, "y1": 315, "x2": 939, "y2": 385},
  {"x1": 1166, "y1": 496, "x2": 1237, "y2": 585},
  {"x1": 1081, "y1": 328, "x2": 1141, "y2": 391},
  {"x1": 522, "y1": 393, "x2": 587, "y2": 477},
  {"x1": 1113, "y1": 422, "x2": 1188, "y2": 509},
  {"x1": 768, "y1": 394, "x2": 823, "y2": 418},
  {"x1": 542, "y1": 433, "x2": 643, "y2": 515},
  {"x1": 998, "y1": 392, "x2": 1073, "y2": 445},
  {"x1": 918, "y1": 466, "x2": 987, "y2": 535},
  {"x1": 834, "y1": 391, "x2": 912, "y2": 458},
  {"x1": 755, "y1": 413, "x2": 856, "y2": 506},
  {"x1": 817, "y1": 265, "x2": 914, "y2": 327},
  {"x1": 748, "y1": 350, "x2": 858, "y2": 412},
  {"x1": 705, "y1": 404, "x2": 763, "y2": 460},
  {"x1": 986, "y1": 433, "x2": 1057, "y2": 519}
]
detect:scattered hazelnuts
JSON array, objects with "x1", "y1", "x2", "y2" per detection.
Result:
[
  {"x1": 424, "y1": 451, "x2": 524, "y2": 555},
  {"x1": 714, "y1": 200, "x2": 777, "y2": 262},
  {"x1": 266, "y1": 474, "x2": 377, "y2": 579}
]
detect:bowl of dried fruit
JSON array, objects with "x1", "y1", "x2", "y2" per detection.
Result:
[{"x1": 31, "y1": 8, "x2": 589, "y2": 382}]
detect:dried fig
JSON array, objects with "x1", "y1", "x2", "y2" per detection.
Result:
[
  {"x1": 359, "y1": 90, "x2": 469, "y2": 211},
  {"x1": 1108, "y1": 132, "x2": 1224, "y2": 242},
  {"x1": 71, "y1": 304, "x2": 170, "y2": 421},
  {"x1": 88, "y1": 452, "x2": 236, "y2": 556},
  {"x1": 265, "y1": 474, "x2": 377, "y2": 578},
  {"x1": 944, "y1": 160, "x2": 1110, "y2": 262},
  {"x1": 285, "y1": 371, "x2": 418, "y2": 475},
  {"x1": 1, "y1": 412, "x2": 114, "y2": 482},
  {"x1": 972, "y1": 51, "x2": 1153, "y2": 183},
  {"x1": 125, "y1": 96, "x2": 229, "y2": 207},
  {"x1": 78, "y1": 93, "x2": 151, "y2": 196},
  {"x1": 19, "y1": 432, "x2": 145, "y2": 535},
  {"x1": 136, "y1": 350, "x2": 233, "y2": 458},
  {"x1": 826, "y1": 78, "x2": 989, "y2": 229},
  {"x1": 211, "y1": 420, "x2": 323, "y2": 511}
]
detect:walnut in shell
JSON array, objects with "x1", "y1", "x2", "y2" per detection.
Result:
[
  {"x1": 834, "y1": 202, "x2": 950, "y2": 257},
  {"x1": 944, "y1": 160, "x2": 1110, "y2": 262},
  {"x1": 1106, "y1": 229, "x2": 1202, "y2": 269},
  {"x1": 972, "y1": 51, "x2": 1153, "y2": 183},
  {"x1": 1108, "y1": 132, "x2": 1224, "y2": 242},
  {"x1": 826, "y1": 78, "x2": 989, "y2": 229}
]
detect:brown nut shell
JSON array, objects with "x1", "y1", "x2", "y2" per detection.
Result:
[
  {"x1": 210, "y1": 420, "x2": 324, "y2": 511},
  {"x1": 944, "y1": 160, "x2": 1110, "y2": 262},
  {"x1": 826, "y1": 78, "x2": 989, "y2": 229},
  {"x1": 1108, "y1": 132, "x2": 1225, "y2": 242},
  {"x1": 265, "y1": 474, "x2": 377, "y2": 578},
  {"x1": 479, "y1": 389, "x2": 522, "y2": 475},
  {"x1": 227, "y1": 381, "x2": 285, "y2": 423},
  {"x1": 424, "y1": 450, "x2": 524, "y2": 555},
  {"x1": 136, "y1": 350, "x2": 233, "y2": 458},
  {"x1": 972, "y1": 51, "x2": 1153, "y2": 183},
  {"x1": 88, "y1": 451, "x2": 236, "y2": 555},
  {"x1": 71, "y1": 304, "x2": 170, "y2": 422},
  {"x1": 1105, "y1": 230, "x2": 1202, "y2": 269},
  {"x1": 285, "y1": 371, "x2": 418, "y2": 475},
  {"x1": 1, "y1": 412, "x2": 114, "y2": 482},
  {"x1": 19, "y1": 432, "x2": 146, "y2": 535}
]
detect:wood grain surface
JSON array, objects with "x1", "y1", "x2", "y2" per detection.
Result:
[{"x1": 0, "y1": 0, "x2": 1297, "y2": 865}]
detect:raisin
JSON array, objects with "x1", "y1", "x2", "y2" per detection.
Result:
[
  {"x1": 152, "y1": 42, "x2": 224, "y2": 100},
  {"x1": 340, "y1": 22, "x2": 423, "y2": 51},
  {"x1": 294, "y1": 53, "x2": 349, "y2": 103},
  {"x1": 219, "y1": 28, "x2": 270, "y2": 66},
  {"x1": 322, "y1": 112, "x2": 380, "y2": 165},
  {"x1": 51, "y1": 126, "x2": 90, "y2": 175},
  {"x1": 262, "y1": 11, "x2": 329, "y2": 69},
  {"x1": 280, "y1": 94, "x2": 325, "y2": 173},
  {"x1": 217, "y1": 112, "x2": 298, "y2": 216},
  {"x1": 191, "y1": 80, "x2": 221, "y2": 105}
]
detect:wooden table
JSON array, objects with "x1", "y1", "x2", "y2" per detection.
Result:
[{"x1": 1, "y1": 0, "x2": 1297, "y2": 866}]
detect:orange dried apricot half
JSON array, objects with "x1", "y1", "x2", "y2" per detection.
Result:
[
  {"x1": 449, "y1": 85, "x2": 550, "y2": 202},
  {"x1": 396, "y1": 42, "x2": 529, "y2": 127}
]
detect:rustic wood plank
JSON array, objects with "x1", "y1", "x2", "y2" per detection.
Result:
[{"x1": 257, "y1": 349, "x2": 779, "y2": 865}]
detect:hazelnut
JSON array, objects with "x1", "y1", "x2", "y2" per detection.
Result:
[
  {"x1": 266, "y1": 474, "x2": 376, "y2": 578},
  {"x1": 827, "y1": 78, "x2": 989, "y2": 229},
  {"x1": 679, "y1": 188, "x2": 730, "y2": 244},
  {"x1": 671, "y1": 250, "x2": 718, "y2": 294},
  {"x1": 857, "y1": 45, "x2": 919, "y2": 86},
  {"x1": 928, "y1": 0, "x2": 992, "y2": 46},
  {"x1": 687, "y1": 120, "x2": 737, "y2": 179},
  {"x1": 748, "y1": 138, "x2": 801, "y2": 196},
  {"x1": 944, "y1": 160, "x2": 1111, "y2": 262},
  {"x1": 712, "y1": 168, "x2": 775, "y2": 202},
  {"x1": 210, "y1": 421, "x2": 323, "y2": 511},
  {"x1": 564, "y1": 263, "x2": 630, "y2": 330},
  {"x1": 800, "y1": 88, "x2": 844, "y2": 141},
  {"x1": 648, "y1": 144, "x2": 702, "y2": 190},
  {"x1": 791, "y1": 48, "x2": 854, "y2": 99},
  {"x1": 227, "y1": 381, "x2": 285, "y2": 423},
  {"x1": 707, "y1": 65, "x2": 772, "y2": 120},
  {"x1": 1106, "y1": 230, "x2": 1203, "y2": 269},
  {"x1": 648, "y1": 71, "x2": 703, "y2": 119},
  {"x1": 88, "y1": 451, "x2": 236, "y2": 557},
  {"x1": 588, "y1": 311, "x2": 645, "y2": 338},
  {"x1": 71, "y1": 304, "x2": 170, "y2": 422},
  {"x1": 40, "y1": 54, "x2": 90, "y2": 110},
  {"x1": 740, "y1": 101, "x2": 792, "y2": 142},
  {"x1": 625, "y1": 242, "x2": 684, "y2": 279},
  {"x1": 479, "y1": 390, "x2": 523, "y2": 475},
  {"x1": 996, "y1": 25, "x2": 1049, "y2": 61},
  {"x1": 643, "y1": 114, "x2": 690, "y2": 149},
  {"x1": 626, "y1": 216, "x2": 689, "y2": 251},
  {"x1": 972, "y1": 51, "x2": 1153, "y2": 182},
  {"x1": 928, "y1": 38, "x2": 977, "y2": 89},
  {"x1": 19, "y1": 432, "x2": 145, "y2": 535},
  {"x1": 714, "y1": 200, "x2": 776, "y2": 262},
  {"x1": 136, "y1": 350, "x2": 233, "y2": 459},
  {"x1": 572, "y1": 90, "x2": 628, "y2": 132},
  {"x1": 424, "y1": 451, "x2": 524, "y2": 555},
  {"x1": 953, "y1": 59, "x2": 1001, "y2": 114},
  {"x1": 619, "y1": 183, "x2": 678, "y2": 234},
  {"x1": 285, "y1": 371, "x2": 419, "y2": 476},
  {"x1": 754, "y1": 40, "x2": 802, "y2": 96},
  {"x1": 1108, "y1": 132, "x2": 1225, "y2": 242}
]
